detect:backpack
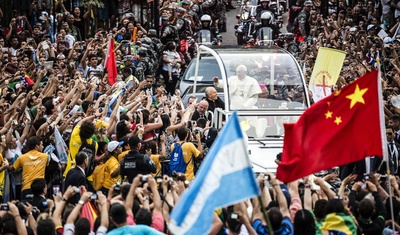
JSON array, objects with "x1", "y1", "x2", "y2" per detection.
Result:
[
  {"x1": 78, "y1": 138, "x2": 96, "y2": 177},
  {"x1": 92, "y1": 163, "x2": 106, "y2": 190},
  {"x1": 169, "y1": 142, "x2": 191, "y2": 175}
]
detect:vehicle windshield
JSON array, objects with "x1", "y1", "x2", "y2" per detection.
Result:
[
  {"x1": 183, "y1": 57, "x2": 221, "y2": 83},
  {"x1": 183, "y1": 47, "x2": 308, "y2": 110},
  {"x1": 196, "y1": 29, "x2": 212, "y2": 44}
]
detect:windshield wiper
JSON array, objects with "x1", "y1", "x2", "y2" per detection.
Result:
[
  {"x1": 265, "y1": 135, "x2": 283, "y2": 138},
  {"x1": 248, "y1": 136, "x2": 266, "y2": 146}
]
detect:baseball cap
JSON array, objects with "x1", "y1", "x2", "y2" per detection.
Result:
[
  {"x1": 384, "y1": 36, "x2": 393, "y2": 44},
  {"x1": 108, "y1": 141, "x2": 123, "y2": 152},
  {"x1": 129, "y1": 136, "x2": 141, "y2": 147},
  {"x1": 304, "y1": 0, "x2": 313, "y2": 6},
  {"x1": 119, "y1": 136, "x2": 129, "y2": 148},
  {"x1": 95, "y1": 119, "x2": 109, "y2": 129},
  {"x1": 367, "y1": 24, "x2": 375, "y2": 31}
]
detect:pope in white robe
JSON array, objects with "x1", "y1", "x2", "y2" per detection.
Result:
[{"x1": 214, "y1": 65, "x2": 262, "y2": 109}]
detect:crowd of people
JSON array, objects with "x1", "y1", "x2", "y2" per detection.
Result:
[{"x1": 1, "y1": 0, "x2": 400, "y2": 234}]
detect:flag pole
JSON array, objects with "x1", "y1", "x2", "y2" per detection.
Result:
[
  {"x1": 377, "y1": 51, "x2": 395, "y2": 232},
  {"x1": 258, "y1": 195, "x2": 274, "y2": 235}
]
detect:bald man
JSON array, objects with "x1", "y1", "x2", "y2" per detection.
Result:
[
  {"x1": 214, "y1": 64, "x2": 262, "y2": 109},
  {"x1": 191, "y1": 100, "x2": 210, "y2": 121},
  {"x1": 205, "y1": 87, "x2": 225, "y2": 112}
]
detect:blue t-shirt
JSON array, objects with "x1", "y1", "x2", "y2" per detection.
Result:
[
  {"x1": 253, "y1": 216, "x2": 294, "y2": 235},
  {"x1": 106, "y1": 225, "x2": 164, "y2": 235}
]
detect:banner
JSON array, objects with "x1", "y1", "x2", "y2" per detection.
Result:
[{"x1": 309, "y1": 47, "x2": 346, "y2": 102}]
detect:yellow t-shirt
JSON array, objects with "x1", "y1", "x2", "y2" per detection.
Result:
[
  {"x1": 118, "y1": 150, "x2": 130, "y2": 163},
  {"x1": 64, "y1": 125, "x2": 98, "y2": 178},
  {"x1": 150, "y1": 154, "x2": 161, "y2": 177},
  {"x1": 102, "y1": 156, "x2": 120, "y2": 189},
  {"x1": 13, "y1": 150, "x2": 48, "y2": 191},
  {"x1": 170, "y1": 141, "x2": 201, "y2": 180},
  {"x1": 0, "y1": 154, "x2": 5, "y2": 196}
]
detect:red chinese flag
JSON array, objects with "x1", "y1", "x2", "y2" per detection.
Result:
[
  {"x1": 277, "y1": 70, "x2": 384, "y2": 182},
  {"x1": 105, "y1": 38, "x2": 117, "y2": 85}
]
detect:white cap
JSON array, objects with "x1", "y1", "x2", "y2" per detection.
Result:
[
  {"x1": 367, "y1": 24, "x2": 375, "y2": 31},
  {"x1": 108, "y1": 141, "x2": 123, "y2": 152},
  {"x1": 383, "y1": 36, "x2": 393, "y2": 44}
]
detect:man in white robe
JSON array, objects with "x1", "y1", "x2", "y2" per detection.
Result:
[{"x1": 213, "y1": 65, "x2": 262, "y2": 109}]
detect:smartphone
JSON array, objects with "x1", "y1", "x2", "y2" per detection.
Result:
[
  {"x1": 53, "y1": 185, "x2": 60, "y2": 195},
  {"x1": 141, "y1": 175, "x2": 149, "y2": 182},
  {"x1": 41, "y1": 41, "x2": 49, "y2": 50},
  {"x1": 1, "y1": 47, "x2": 8, "y2": 52}
]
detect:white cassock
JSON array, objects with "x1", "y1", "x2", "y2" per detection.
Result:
[{"x1": 216, "y1": 75, "x2": 262, "y2": 109}]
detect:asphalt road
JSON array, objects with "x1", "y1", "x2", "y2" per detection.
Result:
[{"x1": 221, "y1": 3, "x2": 242, "y2": 46}]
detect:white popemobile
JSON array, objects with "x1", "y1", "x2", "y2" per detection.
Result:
[{"x1": 181, "y1": 45, "x2": 310, "y2": 172}]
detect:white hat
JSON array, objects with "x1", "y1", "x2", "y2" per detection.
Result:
[
  {"x1": 383, "y1": 36, "x2": 393, "y2": 44},
  {"x1": 304, "y1": 0, "x2": 313, "y2": 6},
  {"x1": 108, "y1": 141, "x2": 123, "y2": 152},
  {"x1": 367, "y1": 24, "x2": 375, "y2": 31}
]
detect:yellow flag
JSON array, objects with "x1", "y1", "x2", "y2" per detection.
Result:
[{"x1": 309, "y1": 47, "x2": 346, "y2": 102}]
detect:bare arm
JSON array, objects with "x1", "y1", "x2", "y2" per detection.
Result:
[{"x1": 269, "y1": 173, "x2": 290, "y2": 217}]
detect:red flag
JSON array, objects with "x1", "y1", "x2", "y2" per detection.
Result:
[
  {"x1": 80, "y1": 201, "x2": 98, "y2": 232},
  {"x1": 277, "y1": 70, "x2": 384, "y2": 182},
  {"x1": 105, "y1": 38, "x2": 117, "y2": 85},
  {"x1": 24, "y1": 75, "x2": 35, "y2": 85}
]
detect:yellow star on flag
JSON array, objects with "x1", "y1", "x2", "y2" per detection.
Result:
[
  {"x1": 325, "y1": 111, "x2": 333, "y2": 119},
  {"x1": 346, "y1": 84, "x2": 368, "y2": 109},
  {"x1": 334, "y1": 116, "x2": 342, "y2": 125}
]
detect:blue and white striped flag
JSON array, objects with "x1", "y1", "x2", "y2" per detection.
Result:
[
  {"x1": 168, "y1": 112, "x2": 260, "y2": 235},
  {"x1": 54, "y1": 127, "x2": 68, "y2": 164}
]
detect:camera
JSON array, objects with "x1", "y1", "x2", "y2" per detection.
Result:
[
  {"x1": 90, "y1": 193, "x2": 98, "y2": 200},
  {"x1": 141, "y1": 175, "x2": 149, "y2": 182},
  {"x1": 363, "y1": 173, "x2": 369, "y2": 180},
  {"x1": 381, "y1": 175, "x2": 387, "y2": 181},
  {"x1": 0, "y1": 203, "x2": 9, "y2": 211},
  {"x1": 264, "y1": 175, "x2": 270, "y2": 181},
  {"x1": 193, "y1": 127, "x2": 203, "y2": 136},
  {"x1": 155, "y1": 176, "x2": 163, "y2": 184},
  {"x1": 114, "y1": 183, "x2": 121, "y2": 193},
  {"x1": 74, "y1": 188, "x2": 80, "y2": 194},
  {"x1": 230, "y1": 213, "x2": 239, "y2": 220},
  {"x1": 276, "y1": 152, "x2": 282, "y2": 162}
]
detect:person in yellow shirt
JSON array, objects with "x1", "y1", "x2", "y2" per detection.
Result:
[
  {"x1": 64, "y1": 117, "x2": 98, "y2": 178},
  {"x1": 170, "y1": 127, "x2": 203, "y2": 181},
  {"x1": 10, "y1": 136, "x2": 49, "y2": 199},
  {"x1": 0, "y1": 140, "x2": 10, "y2": 202},
  {"x1": 101, "y1": 141, "x2": 123, "y2": 195},
  {"x1": 144, "y1": 135, "x2": 166, "y2": 177}
]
